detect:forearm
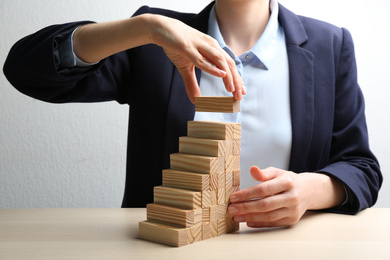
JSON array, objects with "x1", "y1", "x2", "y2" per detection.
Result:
[{"x1": 73, "y1": 14, "x2": 156, "y2": 63}]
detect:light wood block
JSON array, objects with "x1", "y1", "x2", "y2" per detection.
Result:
[
  {"x1": 162, "y1": 169, "x2": 209, "y2": 191},
  {"x1": 210, "y1": 205, "x2": 218, "y2": 222},
  {"x1": 146, "y1": 203, "x2": 202, "y2": 228},
  {"x1": 226, "y1": 217, "x2": 240, "y2": 233},
  {"x1": 202, "y1": 222, "x2": 211, "y2": 240},
  {"x1": 233, "y1": 139, "x2": 241, "y2": 155},
  {"x1": 202, "y1": 190, "x2": 211, "y2": 208},
  {"x1": 224, "y1": 155, "x2": 240, "y2": 172},
  {"x1": 217, "y1": 219, "x2": 227, "y2": 235},
  {"x1": 202, "y1": 208, "x2": 210, "y2": 222},
  {"x1": 232, "y1": 170, "x2": 240, "y2": 187},
  {"x1": 170, "y1": 153, "x2": 223, "y2": 175},
  {"x1": 188, "y1": 121, "x2": 235, "y2": 140},
  {"x1": 217, "y1": 188, "x2": 225, "y2": 205},
  {"x1": 154, "y1": 186, "x2": 201, "y2": 210},
  {"x1": 139, "y1": 221, "x2": 202, "y2": 247},
  {"x1": 179, "y1": 136, "x2": 230, "y2": 157},
  {"x1": 232, "y1": 123, "x2": 241, "y2": 140},
  {"x1": 225, "y1": 171, "x2": 233, "y2": 188},
  {"x1": 195, "y1": 96, "x2": 240, "y2": 113},
  {"x1": 210, "y1": 189, "x2": 218, "y2": 205},
  {"x1": 210, "y1": 221, "x2": 218, "y2": 237},
  {"x1": 210, "y1": 175, "x2": 219, "y2": 190},
  {"x1": 218, "y1": 173, "x2": 225, "y2": 189},
  {"x1": 218, "y1": 204, "x2": 228, "y2": 219}
]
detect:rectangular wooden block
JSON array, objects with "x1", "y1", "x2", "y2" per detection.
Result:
[
  {"x1": 162, "y1": 169, "x2": 209, "y2": 191},
  {"x1": 210, "y1": 221, "x2": 218, "y2": 237},
  {"x1": 217, "y1": 219, "x2": 227, "y2": 235},
  {"x1": 154, "y1": 186, "x2": 201, "y2": 210},
  {"x1": 139, "y1": 221, "x2": 202, "y2": 247},
  {"x1": 233, "y1": 139, "x2": 241, "y2": 155},
  {"x1": 202, "y1": 208, "x2": 210, "y2": 222},
  {"x1": 179, "y1": 136, "x2": 230, "y2": 157},
  {"x1": 202, "y1": 222, "x2": 211, "y2": 240},
  {"x1": 210, "y1": 205, "x2": 219, "y2": 222},
  {"x1": 210, "y1": 189, "x2": 218, "y2": 205},
  {"x1": 224, "y1": 155, "x2": 240, "y2": 172},
  {"x1": 202, "y1": 190, "x2": 211, "y2": 208},
  {"x1": 226, "y1": 217, "x2": 240, "y2": 233},
  {"x1": 225, "y1": 171, "x2": 233, "y2": 188},
  {"x1": 232, "y1": 123, "x2": 241, "y2": 140},
  {"x1": 187, "y1": 121, "x2": 235, "y2": 140},
  {"x1": 217, "y1": 188, "x2": 225, "y2": 205},
  {"x1": 147, "y1": 203, "x2": 202, "y2": 228},
  {"x1": 170, "y1": 153, "x2": 223, "y2": 175},
  {"x1": 232, "y1": 170, "x2": 241, "y2": 187},
  {"x1": 195, "y1": 96, "x2": 240, "y2": 113}
]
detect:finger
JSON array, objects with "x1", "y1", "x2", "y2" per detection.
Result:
[
  {"x1": 177, "y1": 65, "x2": 201, "y2": 104},
  {"x1": 230, "y1": 176, "x2": 288, "y2": 203},
  {"x1": 232, "y1": 208, "x2": 290, "y2": 224},
  {"x1": 229, "y1": 193, "x2": 286, "y2": 214}
]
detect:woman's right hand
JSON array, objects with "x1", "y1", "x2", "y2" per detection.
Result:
[{"x1": 149, "y1": 14, "x2": 245, "y2": 103}]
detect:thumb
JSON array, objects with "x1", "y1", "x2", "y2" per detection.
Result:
[{"x1": 250, "y1": 166, "x2": 267, "y2": 182}]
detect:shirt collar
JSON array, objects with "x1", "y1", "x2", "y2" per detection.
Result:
[{"x1": 207, "y1": 0, "x2": 281, "y2": 70}]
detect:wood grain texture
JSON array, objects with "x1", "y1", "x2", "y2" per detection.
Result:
[
  {"x1": 170, "y1": 153, "x2": 224, "y2": 175},
  {"x1": 154, "y1": 186, "x2": 202, "y2": 210},
  {"x1": 162, "y1": 169, "x2": 209, "y2": 191},
  {"x1": 187, "y1": 121, "x2": 234, "y2": 140},
  {"x1": 179, "y1": 136, "x2": 231, "y2": 157},
  {"x1": 195, "y1": 96, "x2": 240, "y2": 113},
  {"x1": 146, "y1": 203, "x2": 202, "y2": 228},
  {"x1": 139, "y1": 221, "x2": 202, "y2": 247}
]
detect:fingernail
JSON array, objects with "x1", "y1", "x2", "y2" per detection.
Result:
[
  {"x1": 241, "y1": 84, "x2": 247, "y2": 95},
  {"x1": 228, "y1": 206, "x2": 238, "y2": 214},
  {"x1": 229, "y1": 82, "x2": 235, "y2": 92},
  {"x1": 236, "y1": 89, "x2": 242, "y2": 100},
  {"x1": 230, "y1": 195, "x2": 239, "y2": 202}
]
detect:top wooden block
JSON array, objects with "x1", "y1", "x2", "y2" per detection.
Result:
[{"x1": 195, "y1": 96, "x2": 240, "y2": 113}]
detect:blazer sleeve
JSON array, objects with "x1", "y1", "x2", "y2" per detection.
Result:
[
  {"x1": 317, "y1": 28, "x2": 382, "y2": 214},
  {"x1": 3, "y1": 6, "x2": 158, "y2": 104}
]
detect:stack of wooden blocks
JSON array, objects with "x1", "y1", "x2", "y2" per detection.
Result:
[{"x1": 139, "y1": 97, "x2": 241, "y2": 247}]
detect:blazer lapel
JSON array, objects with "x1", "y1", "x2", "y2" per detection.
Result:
[{"x1": 279, "y1": 4, "x2": 315, "y2": 172}]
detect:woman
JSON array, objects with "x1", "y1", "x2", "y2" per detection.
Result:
[{"x1": 3, "y1": 0, "x2": 382, "y2": 228}]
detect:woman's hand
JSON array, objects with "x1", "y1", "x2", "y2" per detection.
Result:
[
  {"x1": 149, "y1": 15, "x2": 245, "y2": 103},
  {"x1": 228, "y1": 166, "x2": 346, "y2": 228}
]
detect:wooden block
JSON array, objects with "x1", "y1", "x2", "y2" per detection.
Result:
[
  {"x1": 195, "y1": 96, "x2": 240, "y2": 113},
  {"x1": 232, "y1": 123, "x2": 241, "y2": 140},
  {"x1": 202, "y1": 222, "x2": 211, "y2": 240},
  {"x1": 233, "y1": 139, "x2": 241, "y2": 155},
  {"x1": 225, "y1": 171, "x2": 233, "y2": 188},
  {"x1": 154, "y1": 186, "x2": 201, "y2": 210},
  {"x1": 179, "y1": 136, "x2": 230, "y2": 157},
  {"x1": 217, "y1": 188, "x2": 225, "y2": 205},
  {"x1": 210, "y1": 189, "x2": 218, "y2": 205},
  {"x1": 187, "y1": 121, "x2": 235, "y2": 140},
  {"x1": 162, "y1": 169, "x2": 209, "y2": 191},
  {"x1": 224, "y1": 155, "x2": 240, "y2": 171},
  {"x1": 218, "y1": 204, "x2": 228, "y2": 219},
  {"x1": 147, "y1": 203, "x2": 202, "y2": 228},
  {"x1": 217, "y1": 219, "x2": 227, "y2": 235},
  {"x1": 202, "y1": 208, "x2": 210, "y2": 222},
  {"x1": 210, "y1": 205, "x2": 218, "y2": 222},
  {"x1": 226, "y1": 216, "x2": 240, "y2": 233},
  {"x1": 210, "y1": 175, "x2": 219, "y2": 190},
  {"x1": 210, "y1": 221, "x2": 218, "y2": 237},
  {"x1": 218, "y1": 173, "x2": 225, "y2": 189},
  {"x1": 225, "y1": 186, "x2": 234, "y2": 204},
  {"x1": 139, "y1": 221, "x2": 202, "y2": 247},
  {"x1": 202, "y1": 190, "x2": 211, "y2": 208},
  {"x1": 232, "y1": 170, "x2": 240, "y2": 187},
  {"x1": 170, "y1": 153, "x2": 223, "y2": 174}
]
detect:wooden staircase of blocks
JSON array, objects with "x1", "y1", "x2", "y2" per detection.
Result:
[{"x1": 139, "y1": 97, "x2": 241, "y2": 247}]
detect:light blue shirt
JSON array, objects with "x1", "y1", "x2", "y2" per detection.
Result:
[{"x1": 194, "y1": 0, "x2": 292, "y2": 189}]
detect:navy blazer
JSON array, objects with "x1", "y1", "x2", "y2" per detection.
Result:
[{"x1": 3, "y1": 3, "x2": 382, "y2": 213}]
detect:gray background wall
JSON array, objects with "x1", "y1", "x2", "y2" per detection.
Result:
[{"x1": 1, "y1": 0, "x2": 389, "y2": 208}]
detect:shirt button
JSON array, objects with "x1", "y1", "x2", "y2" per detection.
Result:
[{"x1": 245, "y1": 55, "x2": 250, "y2": 60}]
